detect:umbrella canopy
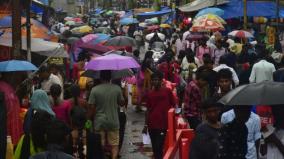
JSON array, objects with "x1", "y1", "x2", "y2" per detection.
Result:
[
  {"x1": 228, "y1": 30, "x2": 254, "y2": 39},
  {"x1": 67, "y1": 37, "x2": 80, "y2": 44},
  {"x1": 191, "y1": 19, "x2": 224, "y2": 32},
  {"x1": 65, "y1": 21, "x2": 76, "y2": 26},
  {"x1": 186, "y1": 33, "x2": 206, "y2": 41},
  {"x1": 160, "y1": 24, "x2": 171, "y2": 28},
  {"x1": 81, "y1": 34, "x2": 97, "y2": 43},
  {"x1": 105, "y1": 36, "x2": 136, "y2": 47},
  {"x1": 139, "y1": 22, "x2": 148, "y2": 28},
  {"x1": 93, "y1": 27, "x2": 112, "y2": 34},
  {"x1": 0, "y1": 60, "x2": 38, "y2": 72},
  {"x1": 82, "y1": 69, "x2": 134, "y2": 79},
  {"x1": 194, "y1": 13, "x2": 226, "y2": 24},
  {"x1": 91, "y1": 33, "x2": 111, "y2": 44},
  {"x1": 218, "y1": 81, "x2": 284, "y2": 106},
  {"x1": 147, "y1": 25, "x2": 160, "y2": 31},
  {"x1": 80, "y1": 43, "x2": 113, "y2": 54},
  {"x1": 71, "y1": 25, "x2": 93, "y2": 34},
  {"x1": 120, "y1": 18, "x2": 139, "y2": 25},
  {"x1": 85, "y1": 54, "x2": 140, "y2": 70},
  {"x1": 145, "y1": 32, "x2": 165, "y2": 41},
  {"x1": 196, "y1": 7, "x2": 224, "y2": 17}
]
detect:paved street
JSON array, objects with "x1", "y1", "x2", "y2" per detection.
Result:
[{"x1": 120, "y1": 106, "x2": 153, "y2": 159}]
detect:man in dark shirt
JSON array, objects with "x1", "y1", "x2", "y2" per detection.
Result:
[
  {"x1": 273, "y1": 57, "x2": 284, "y2": 82},
  {"x1": 219, "y1": 106, "x2": 250, "y2": 159},
  {"x1": 143, "y1": 71, "x2": 175, "y2": 159},
  {"x1": 189, "y1": 97, "x2": 222, "y2": 159}
]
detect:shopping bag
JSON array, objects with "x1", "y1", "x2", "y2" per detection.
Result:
[{"x1": 142, "y1": 133, "x2": 151, "y2": 145}]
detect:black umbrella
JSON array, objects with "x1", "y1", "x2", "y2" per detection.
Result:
[
  {"x1": 218, "y1": 81, "x2": 284, "y2": 106},
  {"x1": 81, "y1": 69, "x2": 134, "y2": 79}
]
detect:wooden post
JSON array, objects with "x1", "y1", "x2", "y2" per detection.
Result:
[
  {"x1": 12, "y1": 0, "x2": 22, "y2": 59},
  {"x1": 243, "y1": 0, "x2": 247, "y2": 29},
  {"x1": 26, "y1": 0, "x2": 32, "y2": 62}
]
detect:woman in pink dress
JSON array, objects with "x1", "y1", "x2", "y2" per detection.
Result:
[{"x1": 50, "y1": 84, "x2": 72, "y2": 125}]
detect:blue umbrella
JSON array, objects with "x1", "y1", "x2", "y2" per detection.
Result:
[
  {"x1": 91, "y1": 33, "x2": 110, "y2": 44},
  {"x1": 196, "y1": 7, "x2": 224, "y2": 18},
  {"x1": 0, "y1": 60, "x2": 38, "y2": 72},
  {"x1": 119, "y1": 18, "x2": 139, "y2": 25}
]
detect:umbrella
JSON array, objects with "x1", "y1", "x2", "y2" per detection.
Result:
[
  {"x1": 147, "y1": 25, "x2": 160, "y2": 31},
  {"x1": 91, "y1": 33, "x2": 110, "y2": 44},
  {"x1": 228, "y1": 30, "x2": 254, "y2": 39},
  {"x1": 65, "y1": 21, "x2": 76, "y2": 26},
  {"x1": 105, "y1": 36, "x2": 136, "y2": 47},
  {"x1": 196, "y1": 7, "x2": 224, "y2": 18},
  {"x1": 139, "y1": 22, "x2": 148, "y2": 28},
  {"x1": 0, "y1": 60, "x2": 38, "y2": 72},
  {"x1": 81, "y1": 69, "x2": 134, "y2": 79},
  {"x1": 85, "y1": 54, "x2": 140, "y2": 70},
  {"x1": 194, "y1": 14, "x2": 226, "y2": 24},
  {"x1": 160, "y1": 24, "x2": 171, "y2": 28},
  {"x1": 71, "y1": 25, "x2": 93, "y2": 34},
  {"x1": 93, "y1": 27, "x2": 112, "y2": 34},
  {"x1": 81, "y1": 34, "x2": 97, "y2": 43},
  {"x1": 67, "y1": 37, "x2": 80, "y2": 44},
  {"x1": 191, "y1": 19, "x2": 224, "y2": 32},
  {"x1": 145, "y1": 17, "x2": 159, "y2": 24},
  {"x1": 186, "y1": 33, "x2": 206, "y2": 41},
  {"x1": 218, "y1": 81, "x2": 284, "y2": 106},
  {"x1": 145, "y1": 32, "x2": 165, "y2": 41},
  {"x1": 80, "y1": 43, "x2": 113, "y2": 54},
  {"x1": 120, "y1": 18, "x2": 139, "y2": 25}
]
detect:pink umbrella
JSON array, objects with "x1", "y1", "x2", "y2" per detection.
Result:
[
  {"x1": 81, "y1": 34, "x2": 98, "y2": 43},
  {"x1": 228, "y1": 30, "x2": 254, "y2": 39},
  {"x1": 85, "y1": 54, "x2": 140, "y2": 70}
]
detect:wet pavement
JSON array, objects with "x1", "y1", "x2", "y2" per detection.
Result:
[{"x1": 120, "y1": 106, "x2": 153, "y2": 159}]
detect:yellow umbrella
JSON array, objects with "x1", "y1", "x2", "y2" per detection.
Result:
[
  {"x1": 71, "y1": 25, "x2": 93, "y2": 33},
  {"x1": 160, "y1": 24, "x2": 171, "y2": 28},
  {"x1": 194, "y1": 13, "x2": 226, "y2": 24}
]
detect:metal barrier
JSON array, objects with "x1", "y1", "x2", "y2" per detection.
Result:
[{"x1": 163, "y1": 108, "x2": 195, "y2": 159}]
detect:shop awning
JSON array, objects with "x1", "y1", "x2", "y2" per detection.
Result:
[
  {"x1": 179, "y1": 0, "x2": 229, "y2": 12},
  {"x1": 220, "y1": 0, "x2": 278, "y2": 19},
  {"x1": 137, "y1": 9, "x2": 173, "y2": 20}
]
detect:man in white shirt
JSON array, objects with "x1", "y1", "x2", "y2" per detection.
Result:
[
  {"x1": 38, "y1": 65, "x2": 63, "y2": 97},
  {"x1": 213, "y1": 56, "x2": 239, "y2": 86},
  {"x1": 249, "y1": 55, "x2": 276, "y2": 83},
  {"x1": 221, "y1": 106, "x2": 261, "y2": 159}
]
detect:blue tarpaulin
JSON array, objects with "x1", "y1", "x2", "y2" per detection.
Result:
[
  {"x1": 137, "y1": 9, "x2": 173, "y2": 20},
  {"x1": 220, "y1": 0, "x2": 277, "y2": 19}
]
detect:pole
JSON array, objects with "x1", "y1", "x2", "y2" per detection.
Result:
[
  {"x1": 243, "y1": 0, "x2": 247, "y2": 29},
  {"x1": 12, "y1": 0, "x2": 22, "y2": 59},
  {"x1": 26, "y1": 0, "x2": 32, "y2": 62},
  {"x1": 276, "y1": 0, "x2": 280, "y2": 33}
]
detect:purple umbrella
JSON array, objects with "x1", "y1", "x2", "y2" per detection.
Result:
[{"x1": 85, "y1": 54, "x2": 140, "y2": 70}]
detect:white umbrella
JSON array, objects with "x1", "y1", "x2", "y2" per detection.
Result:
[
  {"x1": 228, "y1": 30, "x2": 254, "y2": 39},
  {"x1": 145, "y1": 32, "x2": 165, "y2": 41}
]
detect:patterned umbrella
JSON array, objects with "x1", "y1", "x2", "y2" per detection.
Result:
[
  {"x1": 228, "y1": 30, "x2": 254, "y2": 39},
  {"x1": 194, "y1": 14, "x2": 226, "y2": 24},
  {"x1": 191, "y1": 18, "x2": 225, "y2": 32}
]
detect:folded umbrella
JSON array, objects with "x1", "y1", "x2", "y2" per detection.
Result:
[
  {"x1": 85, "y1": 54, "x2": 140, "y2": 70},
  {"x1": 218, "y1": 81, "x2": 284, "y2": 106},
  {"x1": 105, "y1": 36, "x2": 136, "y2": 47},
  {"x1": 82, "y1": 69, "x2": 134, "y2": 79},
  {"x1": 0, "y1": 60, "x2": 38, "y2": 72}
]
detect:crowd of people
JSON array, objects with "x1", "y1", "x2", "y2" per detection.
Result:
[{"x1": 1, "y1": 11, "x2": 284, "y2": 159}]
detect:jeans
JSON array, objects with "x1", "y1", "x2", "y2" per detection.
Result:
[{"x1": 148, "y1": 129, "x2": 167, "y2": 159}]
